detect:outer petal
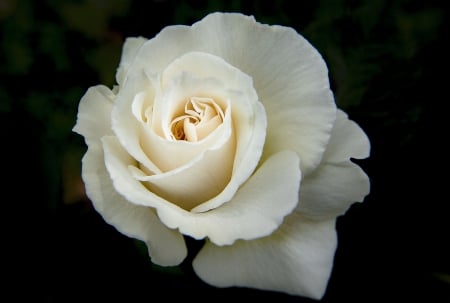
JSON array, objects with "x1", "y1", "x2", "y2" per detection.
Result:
[
  {"x1": 81, "y1": 141, "x2": 187, "y2": 266},
  {"x1": 129, "y1": 12, "x2": 336, "y2": 174},
  {"x1": 297, "y1": 161, "x2": 370, "y2": 220},
  {"x1": 196, "y1": 13, "x2": 337, "y2": 174},
  {"x1": 297, "y1": 109, "x2": 370, "y2": 219},
  {"x1": 103, "y1": 138, "x2": 301, "y2": 246},
  {"x1": 157, "y1": 150, "x2": 301, "y2": 245},
  {"x1": 193, "y1": 213, "x2": 337, "y2": 300},
  {"x1": 261, "y1": 88, "x2": 335, "y2": 175},
  {"x1": 72, "y1": 85, "x2": 115, "y2": 143},
  {"x1": 116, "y1": 37, "x2": 148, "y2": 86},
  {"x1": 322, "y1": 109, "x2": 370, "y2": 162}
]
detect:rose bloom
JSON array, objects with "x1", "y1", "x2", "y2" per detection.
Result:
[{"x1": 73, "y1": 12, "x2": 370, "y2": 299}]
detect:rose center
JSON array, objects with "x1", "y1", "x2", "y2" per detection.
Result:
[{"x1": 170, "y1": 97, "x2": 224, "y2": 142}]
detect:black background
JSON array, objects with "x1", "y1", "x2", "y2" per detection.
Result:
[{"x1": 1, "y1": 0, "x2": 449, "y2": 302}]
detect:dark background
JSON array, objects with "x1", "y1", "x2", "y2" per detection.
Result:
[{"x1": 1, "y1": 0, "x2": 449, "y2": 302}]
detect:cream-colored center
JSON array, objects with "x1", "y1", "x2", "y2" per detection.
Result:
[{"x1": 170, "y1": 97, "x2": 225, "y2": 142}]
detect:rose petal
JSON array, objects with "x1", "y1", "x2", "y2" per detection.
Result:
[
  {"x1": 297, "y1": 161, "x2": 370, "y2": 220},
  {"x1": 261, "y1": 88, "x2": 336, "y2": 175},
  {"x1": 72, "y1": 85, "x2": 115, "y2": 144},
  {"x1": 111, "y1": 71, "x2": 242, "y2": 211},
  {"x1": 296, "y1": 110, "x2": 370, "y2": 219},
  {"x1": 81, "y1": 142, "x2": 187, "y2": 266},
  {"x1": 113, "y1": 50, "x2": 267, "y2": 213},
  {"x1": 322, "y1": 109, "x2": 371, "y2": 162},
  {"x1": 116, "y1": 37, "x2": 148, "y2": 86},
  {"x1": 201, "y1": 14, "x2": 337, "y2": 174},
  {"x1": 131, "y1": 109, "x2": 235, "y2": 210},
  {"x1": 158, "y1": 51, "x2": 267, "y2": 213},
  {"x1": 111, "y1": 71, "x2": 162, "y2": 174},
  {"x1": 128, "y1": 12, "x2": 336, "y2": 174},
  {"x1": 156, "y1": 150, "x2": 301, "y2": 245},
  {"x1": 189, "y1": 96, "x2": 266, "y2": 213},
  {"x1": 139, "y1": 72, "x2": 234, "y2": 173},
  {"x1": 193, "y1": 213, "x2": 337, "y2": 300},
  {"x1": 101, "y1": 135, "x2": 171, "y2": 208},
  {"x1": 160, "y1": 52, "x2": 255, "y2": 94},
  {"x1": 103, "y1": 137, "x2": 300, "y2": 245}
]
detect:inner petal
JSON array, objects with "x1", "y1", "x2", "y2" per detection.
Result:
[
  {"x1": 170, "y1": 96, "x2": 225, "y2": 142},
  {"x1": 130, "y1": 102, "x2": 235, "y2": 210},
  {"x1": 117, "y1": 52, "x2": 266, "y2": 213},
  {"x1": 136, "y1": 74, "x2": 234, "y2": 173}
]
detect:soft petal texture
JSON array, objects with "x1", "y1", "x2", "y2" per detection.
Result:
[
  {"x1": 103, "y1": 138, "x2": 301, "y2": 245},
  {"x1": 160, "y1": 51, "x2": 255, "y2": 93},
  {"x1": 111, "y1": 51, "x2": 268, "y2": 214},
  {"x1": 296, "y1": 110, "x2": 371, "y2": 219},
  {"x1": 73, "y1": 83, "x2": 187, "y2": 266},
  {"x1": 137, "y1": 95, "x2": 232, "y2": 173},
  {"x1": 131, "y1": 76, "x2": 233, "y2": 173},
  {"x1": 158, "y1": 150, "x2": 300, "y2": 245},
  {"x1": 261, "y1": 88, "x2": 335, "y2": 175},
  {"x1": 72, "y1": 85, "x2": 115, "y2": 144},
  {"x1": 82, "y1": 143, "x2": 187, "y2": 266},
  {"x1": 140, "y1": 72, "x2": 235, "y2": 173},
  {"x1": 131, "y1": 122, "x2": 235, "y2": 211},
  {"x1": 112, "y1": 71, "x2": 163, "y2": 174},
  {"x1": 116, "y1": 37, "x2": 148, "y2": 86},
  {"x1": 159, "y1": 52, "x2": 267, "y2": 213},
  {"x1": 190, "y1": 98, "x2": 266, "y2": 213},
  {"x1": 193, "y1": 213, "x2": 337, "y2": 300},
  {"x1": 297, "y1": 161, "x2": 370, "y2": 220},
  {"x1": 128, "y1": 12, "x2": 336, "y2": 174},
  {"x1": 323, "y1": 109, "x2": 370, "y2": 162}
]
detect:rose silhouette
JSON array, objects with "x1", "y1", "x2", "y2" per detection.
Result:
[{"x1": 73, "y1": 12, "x2": 370, "y2": 299}]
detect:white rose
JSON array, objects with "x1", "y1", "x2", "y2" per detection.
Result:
[{"x1": 73, "y1": 12, "x2": 370, "y2": 299}]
